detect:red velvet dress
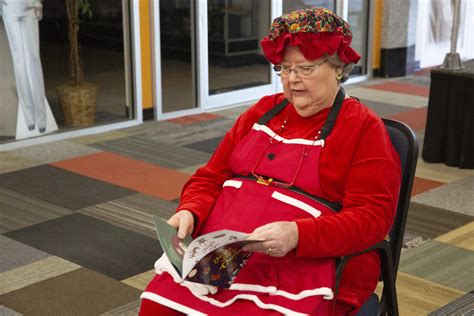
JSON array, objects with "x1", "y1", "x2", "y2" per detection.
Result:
[{"x1": 141, "y1": 93, "x2": 401, "y2": 315}]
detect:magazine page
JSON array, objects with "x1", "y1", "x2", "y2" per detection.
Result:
[
  {"x1": 153, "y1": 215, "x2": 193, "y2": 276},
  {"x1": 183, "y1": 239, "x2": 259, "y2": 288}
]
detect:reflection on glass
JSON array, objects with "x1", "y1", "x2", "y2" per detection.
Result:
[
  {"x1": 347, "y1": 0, "x2": 369, "y2": 76},
  {"x1": 160, "y1": 0, "x2": 195, "y2": 113},
  {"x1": 283, "y1": 0, "x2": 336, "y2": 13},
  {"x1": 0, "y1": 0, "x2": 132, "y2": 143},
  {"x1": 42, "y1": 2, "x2": 130, "y2": 124},
  {"x1": 208, "y1": 0, "x2": 271, "y2": 95}
]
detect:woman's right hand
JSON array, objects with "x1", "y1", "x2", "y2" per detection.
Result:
[{"x1": 167, "y1": 210, "x2": 195, "y2": 239}]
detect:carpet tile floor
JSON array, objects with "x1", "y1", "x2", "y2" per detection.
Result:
[{"x1": 0, "y1": 72, "x2": 473, "y2": 315}]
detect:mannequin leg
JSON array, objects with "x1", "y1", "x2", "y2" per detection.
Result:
[
  {"x1": 21, "y1": 14, "x2": 47, "y2": 132},
  {"x1": 2, "y1": 15, "x2": 37, "y2": 130}
]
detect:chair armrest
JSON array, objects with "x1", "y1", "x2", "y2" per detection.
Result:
[{"x1": 335, "y1": 241, "x2": 399, "y2": 316}]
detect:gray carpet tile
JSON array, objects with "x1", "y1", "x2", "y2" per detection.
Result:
[
  {"x1": 5, "y1": 213, "x2": 161, "y2": 280},
  {"x1": 412, "y1": 176, "x2": 474, "y2": 217},
  {"x1": 140, "y1": 117, "x2": 232, "y2": 146},
  {"x1": 359, "y1": 99, "x2": 409, "y2": 117},
  {"x1": 401, "y1": 232, "x2": 429, "y2": 252},
  {"x1": 428, "y1": 291, "x2": 474, "y2": 315},
  {"x1": 0, "y1": 268, "x2": 141, "y2": 316},
  {"x1": 91, "y1": 135, "x2": 211, "y2": 169},
  {"x1": 0, "y1": 187, "x2": 72, "y2": 234},
  {"x1": 10, "y1": 140, "x2": 101, "y2": 164},
  {"x1": 80, "y1": 194, "x2": 178, "y2": 238},
  {"x1": 184, "y1": 136, "x2": 224, "y2": 154},
  {"x1": 399, "y1": 240, "x2": 474, "y2": 292},
  {"x1": 0, "y1": 165, "x2": 136, "y2": 210},
  {"x1": 405, "y1": 202, "x2": 474, "y2": 240},
  {"x1": 99, "y1": 300, "x2": 141, "y2": 315},
  {"x1": 0, "y1": 236, "x2": 50, "y2": 273},
  {"x1": 0, "y1": 305, "x2": 23, "y2": 316}
]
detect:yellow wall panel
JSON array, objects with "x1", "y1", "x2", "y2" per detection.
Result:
[{"x1": 139, "y1": 0, "x2": 153, "y2": 110}]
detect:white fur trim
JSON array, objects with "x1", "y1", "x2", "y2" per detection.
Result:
[
  {"x1": 253, "y1": 123, "x2": 325, "y2": 147},
  {"x1": 154, "y1": 253, "x2": 218, "y2": 295},
  {"x1": 271, "y1": 191, "x2": 321, "y2": 218},
  {"x1": 223, "y1": 180, "x2": 243, "y2": 189},
  {"x1": 140, "y1": 292, "x2": 206, "y2": 316},
  {"x1": 229, "y1": 283, "x2": 334, "y2": 300}
]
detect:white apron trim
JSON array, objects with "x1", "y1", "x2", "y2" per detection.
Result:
[
  {"x1": 190, "y1": 292, "x2": 308, "y2": 316},
  {"x1": 229, "y1": 283, "x2": 334, "y2": 300},
  {"x1": 152, "y1": 254, "x2": 332, "y2": 315},
  {"x1": 223, "y1": 180, "x2": 243, "y2": 189},
  {"x1": 271, "y1": 191, "x2": 322, "y2": 218},
  {"x1": 140, "y1": 292, "x2": 207, "y2": 316},
  {"x1": 253, "y1": 123, "x2": 325, "y2": 147}
]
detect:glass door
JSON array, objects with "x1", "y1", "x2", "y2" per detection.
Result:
[
  {"x1": 199, "y1": 0, "x2": 275, "y2": 111},
  {"x1": 157, "y1": 0, "x2": 197, "y2": 114}
]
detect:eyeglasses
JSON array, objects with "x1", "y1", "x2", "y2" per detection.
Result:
[{"x1": 273, "y1": 60, "x2": 327, "y2": 78}]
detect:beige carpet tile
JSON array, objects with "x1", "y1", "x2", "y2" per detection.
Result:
[
  {"x1": 399, "y1": 240, "x2": 474, "y2": 292},
  {"x1": 178, "y1": 163, "x2": 205, "y2": 175},
  {"x1": 121, "y1": 270, "x2": 156, "y2": 291},
  {"x1": 412, "y1": 177, "x2": 474, "y2": 217},
  {"x1": 344, "y1": 86, "x2": 428, "y2": 108},
  {"x1": 435, "y1": 221, "x2": 474, "y2": 251},
  {"x1": 69, "y1": 130, "x2": 129, "y2": 145},
  {"x1": 0, "y1": 187, "x2": 72, "y2": 234},
  {"x1": 213, "y1": 105, "x2": 250, "y2": 120},
  {"x1": 0, "y1": 151, "x2": 42, "y2": 174},
  {"x1": 79, "y1": 194, "x2": 177, "y2": 238},
  {"x1": 0, "y1": 256, "x2": 80, "y2": 295},
  {"x1": 375, "y1": 272, "x2": 465, "y2": 315},
  {"x1": 0, "y1": 268, "x2": 141, "y2": 316},
  {"x1": 10, "y1": 140, "x2": 101, "y2": 164},
  {"x1": 119, "y1": 121, "x2": 177, "y2": 136},
  {"x1": 415, "y1": 159, "x2": 474, "y2": 184},
  {"x1": 99, "y1": 300, "x2": 141, "y2": 315},
  {"x1": 0, "y1": 236, "x2": 50, "y2": 274}
]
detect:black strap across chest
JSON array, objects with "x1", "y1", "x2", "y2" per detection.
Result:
[{"x1": 257, "y1": 87, "x2": 346, "y2": 140}]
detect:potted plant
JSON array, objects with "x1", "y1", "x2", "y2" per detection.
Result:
[{"x1": 56, "y1": 0, "x2": 97, "y2": 127}]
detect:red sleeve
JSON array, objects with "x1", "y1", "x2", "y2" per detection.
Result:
[
  {"x1": 295, "y1": 110, "x2": 402, "y2": 257},
  {"x1": 176, "y1": 94, "x2": 283, "y2": 234}
]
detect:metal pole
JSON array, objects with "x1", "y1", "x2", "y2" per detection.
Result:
[
  {"x1": 450, "y1": 0, "x2": 461, "y2": 54},
  {"x1": 441, "y1": 0, "x2": 464, "y2": 69}
]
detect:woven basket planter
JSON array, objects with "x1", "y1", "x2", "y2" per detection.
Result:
[{"x1": 57, "y1": 82, "x2": 97, "y2": 127}]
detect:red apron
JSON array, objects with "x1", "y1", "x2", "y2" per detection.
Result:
[{"x1": 141, "y1": 90, "x2": 346, "y2": 315}]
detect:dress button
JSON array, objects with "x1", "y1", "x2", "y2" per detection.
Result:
[{"x1": 267, "y1": 153, "x2": 275, "y2": 160}]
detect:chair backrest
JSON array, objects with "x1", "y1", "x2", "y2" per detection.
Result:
[{"x1": 382, "y1": 118, "x2": 419, "y2": 274}]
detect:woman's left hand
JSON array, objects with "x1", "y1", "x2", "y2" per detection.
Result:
[{"x1": 243, "y1": 221, "x2": 299, "y2": 257}]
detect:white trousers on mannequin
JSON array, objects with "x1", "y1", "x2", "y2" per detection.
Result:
[{"x1": 2, "y1": 8, "x2": 47, "y2": 131}]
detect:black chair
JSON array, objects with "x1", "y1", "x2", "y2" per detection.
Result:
[{"x1": 335, "y1": 118, "x2": 419, "y2": 316}]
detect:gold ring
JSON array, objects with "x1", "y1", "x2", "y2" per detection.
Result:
[{"x1": 267, "y1": 248, "x2": 272, "y2": 253}]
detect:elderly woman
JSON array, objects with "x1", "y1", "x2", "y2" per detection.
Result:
[{"x1": 140, "y1": 7, "x2": 401, "y2": 316}]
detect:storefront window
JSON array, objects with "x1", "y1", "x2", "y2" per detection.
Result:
[
  {"x1": 283, "y1": 0, "x2": 336, "y2": 13},
  {"x1": 208, "y1": 0, "x2": 271, "y2": 95},
  {"x1": 0, "y1": 0, "x2": 132, "y2": 143}
]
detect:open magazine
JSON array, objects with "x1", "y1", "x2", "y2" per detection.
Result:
[{"x1": 153, "y1": 215, "x2": 263, "y2": 288}]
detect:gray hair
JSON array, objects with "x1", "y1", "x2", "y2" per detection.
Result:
[{"x1": 324, "y1": 53, "x2": 354, "y2": 83}]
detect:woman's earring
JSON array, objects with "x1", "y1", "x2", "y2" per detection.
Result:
[{"x1": 336, "y1": 72, "x2": 343, "y2": 81}]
